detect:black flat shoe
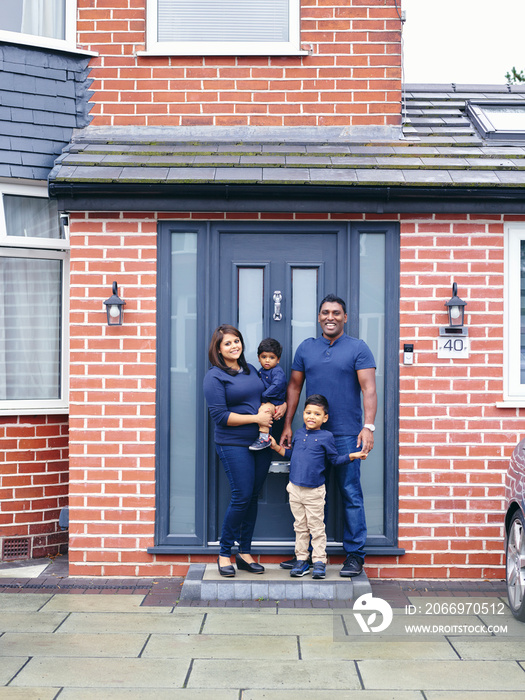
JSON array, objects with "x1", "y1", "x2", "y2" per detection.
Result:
[
  {"x1": 235, "y1": 554, "x2": 265, "y2": 574},
  {"x1": 217, "y1": 556, "x2": 235, "y2": 577}
]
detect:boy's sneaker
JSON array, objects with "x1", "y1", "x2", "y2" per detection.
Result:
[
  {"x1": 249, "y1": 435, "x2": 271, "y2": 451},
  {"x1": 280, "y1": 555, "x2": 312, "y2": 570},
  {"x1": 290, "y1": 559, "x2": 311, "y2": 577},
  {"x1": 312, "y1": 561, "x2": 326, "y2": 579}
]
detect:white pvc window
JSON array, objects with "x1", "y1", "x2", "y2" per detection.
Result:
[
  {"x1": 144, "y1": 0, "x2": 304, "y2": 55},
  {"x1": 503, "y1": 223, "x2": 525, "y2": 404},
  {"x1": 0, "y1": 0, "x2": 77, "y2": 53},
  {"x1": 0, "y1": 183, "x2": 69, "y2": 415}
]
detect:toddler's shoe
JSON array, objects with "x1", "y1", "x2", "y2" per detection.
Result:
[
  {"x1": 249, "y1": 435, "x2": 271, "y2": 451},
  {"x1": 290, "y1": 559, "x2": 311, "y2": 577},
  {"x1": 312, "y1": 561, "x2": 326, "y2": 579}
]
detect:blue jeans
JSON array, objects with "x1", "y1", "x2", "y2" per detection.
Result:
[
  {"x1": 216, "y1": 445, "x2": 271, "y2": 557},
  {"x1": 333, "y1": 435, "x2": 367, "y2": 560}
]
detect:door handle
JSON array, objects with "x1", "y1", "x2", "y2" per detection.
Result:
[{"x1": 273, "y1": 291, "x2": 283, "y2": 321}]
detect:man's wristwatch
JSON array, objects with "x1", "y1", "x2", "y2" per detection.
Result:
[{"x1": 364, "y1": 424, "x2": 375, "y2": 432}]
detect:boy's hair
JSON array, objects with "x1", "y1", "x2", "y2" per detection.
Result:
[
  {"x1": 257, "y1": 337, "x2": 282, "y2": 358},
  {"x1": 319, "y1": 293, "x2": 347, "y2": 315},
  {"x1": 304, "y1": 394, "x2": 329, "y2": 413}
]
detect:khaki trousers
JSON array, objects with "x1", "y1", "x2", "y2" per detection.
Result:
[{"x1": 286, "y1": 481, "x2": 327, "y2": 564}]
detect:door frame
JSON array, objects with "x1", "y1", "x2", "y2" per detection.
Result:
[{"x1": 151, "y1": 220, "x2": 402, "y2": 556}]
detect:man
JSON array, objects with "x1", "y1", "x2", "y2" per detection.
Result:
[{"x1": 280, "y1": 294, "x2": 377, "y2": 577}]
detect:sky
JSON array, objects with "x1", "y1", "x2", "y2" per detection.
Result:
[{"x1": 402, "y1": 0, "x2": 525, "y2": 85}]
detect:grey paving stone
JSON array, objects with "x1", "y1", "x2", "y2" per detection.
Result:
[
  {"x1": 217, "y1": 582, "x2": 235, "y2": 601},
  {"x1": 301, "y1": 635, "x2": 457, "y2": 660},
  {"x1": 179, "y1": 580, "x2": 201, "y2": 601},
  {"x1": 55, "y1": 611, "x2": 203, "y2": 635},
  {"x1": 40, "y1": 594, "x2": 164, "y2": 613},
  {"x1": 233, "y1": 582, "x2": 253, "y2": 600},
  {"x1": 203, "y1": 611, "x2": 334, "y2": 636},
  {"x1": 142, "y1": 633, "x2": 298, "y2": 659},
  {"x1": 244, "y1": 692, "x2": 423, "y2": 700},
  {"x1": 450, "y1": 637, "x2": 525, "y2": 660},
  {"x1": 0, "y1": 689, "x2": 59, "y2": 699},
  {"x1": 268, "y1": 582, "x2": 287, "y2": 599},
  {"x1": 187, "y1": 658, "x2": 360, "y2": 690},
  {"x1": 357, "y1": 659, "x2": 525, "y2": 691},
  {"x1": 57, "y1": 690, "x2": 237, "y2": 700},
  {"x1": 0, "y1": 612, "x2": 67, "y2": 634},
  {"x1": 251, "y1": 582, "x2": 269, "y2": 600},
  {"x1": 284, "y1": 583, "x2": 303, "y2": 600},
  {"x1": 0, "y1": 658, "x2": 29, "y2": 685},
  {"x1": 425, "y1": 693, "x2": 525, "y2": 700},
  {"x1": 11, "y1": 658, "x2": 190, "y2": 689},
  {"x1": 0, "y1": 593, "x2": 52, "y2": 611},
  {"x1": 200, "y1": 583, "x2": 218, "y2": 599},
  {"x1": 0, "y1": 632, "x2": 147, "y2": 658}
]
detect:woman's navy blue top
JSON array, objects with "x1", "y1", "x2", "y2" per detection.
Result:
[{"x1": 203, "y1": 364, "x2": 265, "y2": 446}]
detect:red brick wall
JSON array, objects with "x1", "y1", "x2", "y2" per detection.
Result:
[
  {"x1": 77, "y1": 0, "x2": 402, "y2": 127},
  {"x1": 68, "y1": 211, "x2": 519, "y2": 578},
  {"x1": 0, "y1": 416, "x2": 69, "y2": 560}
]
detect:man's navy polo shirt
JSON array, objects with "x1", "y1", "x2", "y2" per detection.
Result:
[{"x1": 291, "y1": 334, "x2": 376, "y2": 437}]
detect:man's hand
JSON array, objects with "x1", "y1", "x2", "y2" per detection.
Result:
[
  {"x1": 357, "y1": 427, "x2": 374, "y2": 454},
  {"x1": 279, "y1": 425, "x2": 293, "y2": 448},
  {"x1": 273, "y1": 402, "x2": 287, "y2": 421}
]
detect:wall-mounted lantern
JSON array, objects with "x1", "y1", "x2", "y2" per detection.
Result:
[
  {"x1": 441, "y1": 283, "x2": 467, "y2": 336},
  {"x1": 103, "y1": 281, "x2": 126, "y2": 326}
]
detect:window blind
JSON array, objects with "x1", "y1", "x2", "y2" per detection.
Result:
[{"x1": 157, "y1": 0, "x2": 289, "y2": 43}]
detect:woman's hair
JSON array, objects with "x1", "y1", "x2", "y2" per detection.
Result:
[{"x1": 208, "y1": 324, "x2": 251, "y2": 376}]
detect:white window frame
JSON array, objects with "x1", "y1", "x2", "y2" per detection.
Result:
[
  {"x1": 501, "y1": 222, "x2": 525, "y2": 405},
  {"x1": 0, "y1": 182, "x2": 69, "y2": 415},
  {"x1": 0, "y1": 0, "x2": 79, "y2": 54},
  {"x1": 142, "y1": 0, "x2": 306, "y2": 56}
]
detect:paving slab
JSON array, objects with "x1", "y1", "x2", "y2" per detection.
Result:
[
  {"x1": 56, "y1": 611, "x2": 203, "y2": 635},
  {"x1": 0, "y1": 689, "x2": 59, "y2": 699},
  {"x1": 0, "y1": 658, "x2": 29, "y2": 686},
  {"x1": 341, "y1": 612, "x2": 482, "y2": 637},
  {"x1": 244, "y1": 692, "x2": 424, "y2": 700},
  {"x1": 357, "y1": 659, "x2": 525, "y2": 691},
  {"x1": 449, "y1": 637, "x2": 525, "y2": 660},
  {"x1": 58, "y1": 690, "x2": 238, "y2": 700},
  {"x1": 0, "y1": 612, "x2": 67, "y2": 634},
  {"x1": 0, "y1": 563, "x2": 49, "y2": 578},
  {"x1": 203, "y1": 611, "x2": 335, "y2": 636},
  {"x1": 0, "y1": 632, "x2": 148, "y2": 658},
  {"x1": 143, "y1": 632, "x2": 298, "y2": 659},
  {"x1": 425, "y1": 693, "x2": 525, "y2": 700},
  {"x1": 11, "y1": 657, "x2": 190, "y2": 689},
  {"x1": 0, "y1": 594, "x2": 53, "y2": 611},
  {"x1": 300, "y1": 635, "x2": 457, "y2": 660},
  {"x1": 40, "y1": 594, "x2": 166, "y2": 613},
  {"x1": 187, "y1": 658, "x2": 360, "y2": 690}
]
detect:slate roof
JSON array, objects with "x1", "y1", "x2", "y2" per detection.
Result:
[{"x1": 49, "y1": 85, "x2": 525, "y2": 210}]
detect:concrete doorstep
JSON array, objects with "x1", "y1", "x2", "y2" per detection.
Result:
[{"x1": 180, "y1": 563, "x2": 372, "y2": 601}]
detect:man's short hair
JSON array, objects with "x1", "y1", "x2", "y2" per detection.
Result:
[
  {"x1": 319, "y1": 294, "x2": 346, "y2": 314},
  {"x1": 304, "y1": 394, "x2": 329, "y2": 413},
  {"x1": 257, "y1": 337, "x2": 282, "y2": 358}
]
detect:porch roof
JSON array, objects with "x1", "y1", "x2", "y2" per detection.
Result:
[{"x1": 48, "y1": 84, "x2": 525, "y2": 212}]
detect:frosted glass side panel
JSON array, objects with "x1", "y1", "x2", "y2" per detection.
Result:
[
  {"x1": 359, "y1": 233, "x2": 385, "y2": 536},
  {"x1": 291, "y1": 268, "x2": 318, "y2": 432},
  {"x1": 521, "y1": 240, "x2": 525, "y2": 384},
  {"x1": 238, "y1": 267, "x2": 264, "y2": 367},
  {"x1": 169, "y1": 233, "x2": 198, "y2": 535}
]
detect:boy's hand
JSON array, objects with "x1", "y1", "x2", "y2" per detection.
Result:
[
  {"x1": 269, "y1": 436, "x2": 279, "y2": 451},
  {"x1": 349, "y1": 450, "x2": 368, "y2": 461}
]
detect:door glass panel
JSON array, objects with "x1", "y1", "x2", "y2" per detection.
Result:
[
  {"x1": 291, "y1": 267, "x2": 318, "y2": 432},
  {"x1": 238, "y1": 267, "x2": 264, "y2": 367},
  {"x1": 521, "y1": 240, "x2": 525, "y2": 383},
  {"x1": 169, "y1": 232, "x2": 198, "y2": 535},
  {"x1": 359, "y1": 233, "x2": 385, "y2": 536}
]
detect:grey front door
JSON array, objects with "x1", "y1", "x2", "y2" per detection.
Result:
[{"x1": 215, "y1": 227, "x2": 340, "y2": 544}]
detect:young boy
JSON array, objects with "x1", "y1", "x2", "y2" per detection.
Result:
[
  {"x1": 270, "y1": 394, "x2": 367, "y2": 579},
  {"x1": 249, "y1": 338, "x2": 287, "y2": 451}
]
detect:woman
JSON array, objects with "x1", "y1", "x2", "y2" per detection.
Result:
[{"x1": 203, "y1": 324, "x2": 281, "y2": 577}]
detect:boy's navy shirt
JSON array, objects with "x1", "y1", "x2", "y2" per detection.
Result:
[
  {"x1": 258, "y1": 364, "x2": 287, "y2": 405},
  {"x1": 203, "y1": 364, "x2": 264, "y2": 446},
  {"x1": 291, "y1": 334, "x2": 376, "y2": 437},
  {"x1": 283, "y1": 426, "x2": 351, "y2": 488}
]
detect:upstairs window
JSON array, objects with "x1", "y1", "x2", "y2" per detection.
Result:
[
  {"x1": 0, "y1": 0, "x2": 76, "y2": 52},
  {"x1": 145, "y1": 0, "x2": 303, "y2": 55},
  {"x1": 467, "y1": 101, "x2": 525, "y2": 140}
]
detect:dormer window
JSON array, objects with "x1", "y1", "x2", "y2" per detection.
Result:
[
  {"x1": 467, "y1": 101, "x2": 525, "y2": 140},
  {"x1": 144, "y1": 0, "x2": 304, "y2": 55},
  {"x1": 0, "y1": 0, "x2": 76, "y2": 52}
]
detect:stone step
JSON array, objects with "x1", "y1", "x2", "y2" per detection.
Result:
[{"x1": 180, "y1": 563, "x2": 371, "y2": 602}]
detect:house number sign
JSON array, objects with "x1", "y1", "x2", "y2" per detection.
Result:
[{"x1": 437, "y1": 335, "x2": 470, "y2": 359}]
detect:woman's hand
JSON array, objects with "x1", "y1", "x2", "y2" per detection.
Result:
[
  {"x1": 273, "y1": 402, "x2": 287, "y2": 421},
  {"x1": 256, "y1": 406, "x2": 273, "y2": 429}
]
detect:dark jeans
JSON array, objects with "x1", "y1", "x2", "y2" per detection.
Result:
[
  {"x1": 216, "y1": 444, "x2": 271, "y2": 557},
  {"x1": 334, "y1": 435, "x2": 367, "y2": 560}
]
